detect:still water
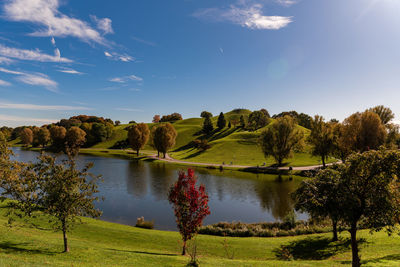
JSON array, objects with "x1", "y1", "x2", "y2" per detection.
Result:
[{"x1": 11, "y1": 147, "x2": 306, "y2": 230}]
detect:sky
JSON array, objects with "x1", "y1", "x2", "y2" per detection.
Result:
[{"x1": 0, "y1": 0, "x2": 400, "y2": 127}]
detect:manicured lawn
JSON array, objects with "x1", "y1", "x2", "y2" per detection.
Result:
[{"x1": 0, "y1": 202, "x2": 400, "y2": 266}]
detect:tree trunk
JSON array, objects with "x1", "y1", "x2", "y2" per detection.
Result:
[
  {"x1": 136, "y1": 149, "x2": 139, "y2": 156},
  {"x1": 157, "y1": 151, "x2": 160, "y2": 158},
  {"x1": 322, "y1": 155, "x2": 326, "y2": 168},
  {"x1": 163, "y1": 152, "x2": 166, "y2": 159},
  {"x1": 62, "y1": 220, "x2": 69, "y2": 253},
  {"x1": 182, "y1": 240, "x2": 186, "y2": 255},
  {"x1": 332, "y1": 219, "x2": 338, "y2": 241},
  {"x1": 350, "y1": 224, "x2": 360, "y2": 267}
]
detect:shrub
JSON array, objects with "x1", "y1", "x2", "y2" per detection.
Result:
[{"x1": 135, "y1": 217, "x2": 154, "y2": 229}]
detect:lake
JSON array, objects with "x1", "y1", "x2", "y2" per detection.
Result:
[{"x1": 11, "y1": 147, "x2": 306, "y2": 230}]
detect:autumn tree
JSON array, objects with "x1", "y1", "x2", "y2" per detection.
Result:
[
  {"x1": 308, "y1": 115, "x2": 334, "y2": 167},
  {"x1": 20, "y1": 128, "x2": 33, "y2": 146},
  {"x1": 168, "y1": 169, "x2": 210, "y2": 255},
  {"x1": 152, "y1": 123, "x2": 177, "y2": 158},
  {"x1": 368, "y1": 105, "x2": 394, "y2": 125},
  {"x1": 65, "y1": 127, "x2": 86, "y2": 157},
  {"x1": 36, "y1": 127, "x2": 50, "y2": 148},
  {"x1": 259, "y1": 116, "x2": 304, "y2": 166},
  {"x1": 152, "y1": 115, "x2": 161, "y2": 123},
  {"x1": 128, "y1": 123, "x2": 150, "y2": 156},
  {"x1": 50, "y1": 126, "x2": 67, "y2": 152},
  {"x1": 293, "y1": 167, "x2": 342, "y2": 241},
  {"x1": 217, "y1": 112, "x2": 226, "y2": 129}
]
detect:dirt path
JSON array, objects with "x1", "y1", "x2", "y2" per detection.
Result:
[{"x1": 148, "y1": 154, "x2": 334, "y2": 171}]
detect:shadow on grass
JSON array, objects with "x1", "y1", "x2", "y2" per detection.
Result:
[
  {"x1": 275, "y1": 236, "x2": 367, "y2": 260},
  {"x1": 338, "y1": 254, "x2": 400, "y2": 265},
  {"x1": 0, "y1": 241, "x2": 58, "y2": 255},
  {"x1": 106, "y1": 248, "x2": 177, "y2": 257}
]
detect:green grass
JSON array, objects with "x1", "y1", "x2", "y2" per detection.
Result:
[{"x1": 0, "y1": 202, "x2": 400, "y2": 266}]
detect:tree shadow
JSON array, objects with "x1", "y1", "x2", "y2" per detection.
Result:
[
  {"x1": 0, "y1": 241, "x2": 58, "y2": 255},
  {"x1": 106, "y1": 248, "x2": 177, "y2": 257},
  {"x1": 338, "y1": 254, "x2": 400, "y2": 265},
  {"x1": 275, "y1": 236, "x2": 367, "y2": 260}
]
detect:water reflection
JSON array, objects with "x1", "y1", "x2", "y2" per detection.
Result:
[{"x1": 11, "y1": 147, "x2": 306, "y2": 230}]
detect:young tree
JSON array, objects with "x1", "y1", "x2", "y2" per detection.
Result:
[
  {"x1": 293, "y1": 167, "x2": 342, "y2": 241},
  {"x1": 168, "y1": 169, "x2": 210, "y2": 255},
  {"x1": 152, "y1": 123, "x2": 177, "y2": 158},
  {"x1": 128, "y1": 123, "x2": 150, "y2": 156},
  {"x1": 217, "y1": 112, "x2": 226, "y2": 129},
  {"x1": 65, "y1": 127, "x2": 86, "y2": 157},
  {"x1": 202, "y1": 116, "x2": 214, "y2": 134},
  {"x1": 152, "y1": 115, "x2": 161, "y2": 123},
  {"x1": 50, "y1": 126, "x2": 67, "y2": 152},
  {"x1": 33, "y1": 154, "x2": 102, "y2": 252},
  {"x1": 259, "y1": 116, "x2": 304, "y2": 166},
  {"x1": 308, "y1": 115, "x2": 334, "y2": 167},
  {"x1": 36, "y1": 127, "x2": 50, "y2": 148},
  {"x1": 20, "y1": 128, "x2": 33, "y2": 146},
  {"x1": 368, "y1": 105, "x2": 394, "y2": 125},
  {"x1": 228, "y1": 121, "x2": 231, "y2": 128}
]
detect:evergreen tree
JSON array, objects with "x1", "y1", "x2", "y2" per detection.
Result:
[
  {"x1": 217, "y1": 112, "x2": 226, "y2": 129},
  {"x1": 203, "y1": 116, "x2": 214, "y2": 134}
]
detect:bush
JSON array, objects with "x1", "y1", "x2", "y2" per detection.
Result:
[{"x1": 135, "y1": 217, "x2": 154, "y2": 229}]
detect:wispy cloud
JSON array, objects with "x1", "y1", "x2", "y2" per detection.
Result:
[
  {"x1": 3, "y1": 0, "x2": 107, "y2": 44},
  {"x1": 193, "y1": 3, "x2": 292, "y2": 30},
  {"x1": 104, "y1": 51, "x2": 134, "y2": 62},
  {"x1": 0, "y1": 79, "x2": 11, "y2": 86},
  {"x1": 91, "y1": 15, "x2": 114, "y2": 35},
  {"x1": 0, "y1": 101, "x2": 91, "y2": 111},
  {"x1": 57, "y1": 67, "x2": 84, "y2": 75},
  {"x1": 0, "y1": 67, "x2": 58, "y2": 92},
  {"x1": 0, "y1": 44, "x2": 72, "y2": 63},
  {"x1": 0, "y1": 114, "x2": 58, "y2": 124},
  {"x1": 131, "y1": 36, "x2": 157, "y2": 47},
  {"x1": 109, "y1": 74, "x2": 143, "y2": 83},
  {"x1": 0, "y1": 56, "x2": 14, "y2": 64},
  {"x1": 115, "y1": 108, "x2": 143, "y2": 112},
  {"x1": 276, "y1": 0, "x2": 297, "y2": 7}
]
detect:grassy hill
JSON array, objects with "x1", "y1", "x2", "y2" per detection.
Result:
[
  {"x1": 85, "y1": 109, "x2": 332, "y2": 167},
  {"x1": 0, "y1": 202, "x2": 399, "y2": 266}
]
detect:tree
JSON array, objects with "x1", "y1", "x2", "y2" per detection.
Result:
[
  {"x1": 217, "y1": 112, "x2": 226, "y2": 129},
  {"x1": 308, "y1": 116, "x2": 334, "y2": 167},
  {"x1": 200, "y1": 111, "x2": 212, "y2": 119},
  {"x1": 128, "y1": 123, "x2": 150, "y2": 156},
  {"x1": 65, "y1": 127, "x2": 86, "y2": 157},
  {"x1": 228, "y1": 121, "x2": 231, "y2": 128},
  {"x1": 160, "y1": 113, "x2": 183, "y2": 122},
  {"x1": 368, "y1": 105, "x2": 394, "y2": 125},
  {"x1": 193, "y1": 139, "x2": 211, "y2": 151},
  {"x1": 20, "y1": 128, "x2": 33, "y2": 146},
  {"x1": 202, "y1": 116, "x2": 214, "y2": 134},
  {"x1": 293, "y1": 168, "x2": 342, "y2": 241},
  {"x1": 260, "y1": 109, "x2": 270, "y2": 118},
  {"x1": 36, "y1": 127, "x2": 50, "y2": 148},
  {"x1": 152, "y1": 115, "x2": 161, "y2": 123},
  {"x1": 115, "y1": 120, "x2": 121, "y2": 126},
  {"x1": 239, "y1": 115, "x2": 246, "y2": 128},
  {"x1": 33, "y1": 154, "x2": 102, "y2": 252},
  {"x1": 259, "y1": 116, "x2": 304, "y2": 166},
  {"x1": 358, "y1": 111, "x2": 386, "y2": 151},
  {"x1": 168, "y1": 169, "x2": 210, "y2": 255},
  {"x1": 248, "y1": 110, "x2": 268, "y2": 131},
  {"x1": 50, "y1": 126, "x2": 67, "y2": 152},
  {"x1": 152, "y1": 123, "x2": 177, "y2": 158},
  {"x1": 333, "y1": 150, "x2": 400, "y2": 267}
]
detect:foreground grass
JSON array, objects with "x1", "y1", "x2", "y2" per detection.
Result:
[{"x1": 0, "y1": 204, "x2": 400, "y2": 266}]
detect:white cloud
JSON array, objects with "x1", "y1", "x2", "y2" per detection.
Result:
[
  {"x1": 276, "y1": 0, "x2": 297, "y2": 7},
  {"x1": 57, "y1": 68, "x2": 84, "y2": 75},
  {"x1": 104, "y1": 51, "x2": 134, "y2": 62},
  {"x1": 115, "y1": 108, "x2": 143, "y2": 112},
  {"x1": 91, "y1": 15, "x2": 113, "y2": 35},
  {"x1": 0, "y1": 56, "x2": 14, "y2": 64},
  {"x1": 109, "y1": 74, "x2": 143, "y2": 83},
  {"x1": 0, "y1": 79, "x2": 11, "y2": 86},
  {"x1": 54, "y1": 48, "x2": 61, "y2": 58},
  {"x1": 3, "y1": 0, "x2": 106, "y2": 44},
  {"x1": 0, "y1": 67, "x2": 58, "y2": 92},
  {"x1": 193, "y1": 4, "x2": 292, "y2": 30},
  {"x1": 51, "y1": 37, "x2": 56, "y2": 46},
  {"x1": 0, "y1": 44, "x2": 71, "y2": 63},
  {"x1": 0, "y1": 114, "x2": 58, "y2": 124},
  {"x1": 0, "y1": 101, "x2": 91, "y2": 111}
]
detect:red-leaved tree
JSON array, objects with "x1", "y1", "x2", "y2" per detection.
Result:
[{"x1": 168, "y1": 169, "x2": 210, "y2": 255}]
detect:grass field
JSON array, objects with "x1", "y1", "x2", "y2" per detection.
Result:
[
  {"x1": 0, "y1": 202, "x2": 400, "y2": 266},
  {"x1": 90, "y1": 110, "x2": 335, "y2": 167}
]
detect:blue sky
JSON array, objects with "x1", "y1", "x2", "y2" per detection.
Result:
[{"x1": 0, "y1": 0, "x2": 399, "y2": 127}]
